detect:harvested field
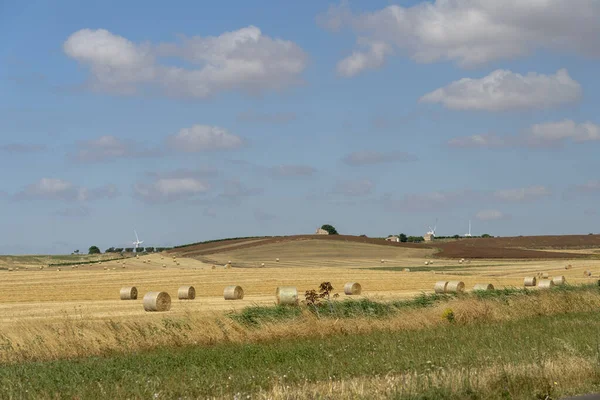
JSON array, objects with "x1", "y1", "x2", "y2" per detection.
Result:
[
  {"x1": 168, "y1": 234, "x2": 600, "y2": 261},
  {"x1": 1, "y1": 239, "x2": 600, "y2": 330}
]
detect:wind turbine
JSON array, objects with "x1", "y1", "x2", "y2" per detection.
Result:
[
  {"x1": 133, "y1": 230, "x2": 144, "y2": 249},
  {"x1": 465, "y1": 220, "x2": 472, "y2": 237},
  {"x1": 427, "y1": 218, "x2": 438, "y2": 237}
]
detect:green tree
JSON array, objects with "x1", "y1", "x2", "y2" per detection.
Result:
[
  {"x1": 88, "y1": 246, "x2": 101, "y2": 255},
  {"x1": 399, "y1": 233, "x2": 407, "y2": 243},
  {"x1": 321, "y1": 224, "x2": 338, "y2": 235},
  {"x1": 481, "y1": 233, "x2": 492, "y2": 238}
]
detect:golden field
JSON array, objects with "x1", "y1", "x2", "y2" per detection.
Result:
[{"x1": 1, "y1": 239, "x2": 599, "y2": 326}]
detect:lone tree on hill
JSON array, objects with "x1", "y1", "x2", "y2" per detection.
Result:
[
  {"x1": 321, "y1": 224, "x2": 338, "y2": 235},
  {"x1": 88, "y1": 246, "x2": 101, "y2": 255},
  {"x1": 399, "y1": 233, "x2": 407, "y2": 243}
]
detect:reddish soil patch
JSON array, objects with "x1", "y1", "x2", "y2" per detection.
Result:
[{"x1": 170, "y1": 234, "x2": 600, "y2": 260}]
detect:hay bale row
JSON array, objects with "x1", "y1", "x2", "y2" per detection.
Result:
[
  {"x1": 434, "y1": 281, "x2": 448, "y2": 294},
  {"x1": 276, "y1": 287, "x2": 298, "y2": 305},
  {"x1": 224, "y1": 285, "x2": 244, "y2": 300},
  {"x1": 524, "y1": 277, "x2": 537, "y2": 287},
  {"x1": 434, "y1": 281, "x2": 465, "y2": 293},
  {"x1": 120, "y1": 286, "x2": 138, "y2": 300},
  {"x1": 143, "y1": 292, "x2": 171, "y2": 312},
  {"x1": 473, "y1": 283, "x2": 495, "y2": 291},
  {"x1": 552, "y1": 275, "x2": 566, "y2": 285},
  {"x1": 538, "y1": 279, "x2": 554, "y2": 289},
  {"x1": 344, "y1": 282, "x2": 361, "y2": 295},
  {"x1": 178, "y1": 286, "x2": 196, "y2": 300}
]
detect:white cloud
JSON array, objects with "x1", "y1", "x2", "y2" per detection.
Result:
[
  {"x1": 332, "y1": 179, "x2": 375, "y2": 196},
  {"x1": 448, "y1": 120, "x2": 600, "y2": 148},
  {"x1": 342, "y1": 150, "x2": 417, "y2": 166},
  {"x1": 475, "y1": 209, "x2": 506, "y2": 221},
  {"x1": 15, "y1": 178, "x2": 118, "y2": 202},
  {"x1": 493, "y1": 185, "x2": 551, "y2": 202},
  {"x1": 525, "y1": 120, "x2": 600, "y2": 145},
  {"x1": 166, "y1": 125, "x2": 244, "y2": 152},
  {"x1": 318, "y1": 1, "x2": 600, "y2": 74},
  {"x1": 134, "y1": 177, "x2": 210, "y2": 203},
  {"x1": 420, "y1": 69, "x2": 581, "y2": 111},
  {"x1": 64, "y1": 26, "x2": 308, "y2": 98},
  {"x1": 71, "y1": 135, "x2": 160, "y2": 162},
  {"x1": 336, "y1": 40, "x2": 391, "y2": 77}
]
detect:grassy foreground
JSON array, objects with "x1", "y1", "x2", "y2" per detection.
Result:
[{"x1": 1, "y1": 311, "x2": 600, "y2": 399}]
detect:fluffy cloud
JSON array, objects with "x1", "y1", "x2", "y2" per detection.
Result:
[
  {"x1": 342, "y1": 150, "x2": 417, "y2": 166},
  {"x1": 166, "y1": 125, "x2": 244, "y2": 152},
  {"x1": 71, "y1": 135, "x2": 160, "y2": 162},
  {"x1": 448, "y1": 120, "x2": 600, "y2": 148},
  {"x1": 134, "y1": 178, "x2": 209, "y2": 203},
  {"x1": 332, "y1": 179, "x2": 375, "y2": 196},
  {"x1": 15, "y1": 178, "x2": 118, "y2": 202},
  {"x1": 318, "y1": 1, "x2": 600, "y2": 74},
  {"x1": 63, "y1": 26, "x2": 308, "y2": 98},
  {"x1": 420, "y1": 69, "x2": 581, "y2": 111},
  {"x1": 493, "y1": 185, "x2": 551, "y2": 202},
  {"x1": 134, "y1": 169, "x2": 212, "y2": 204},
  {"x1": 475, "y1": 209, "x2": 507, "y2": 221},
  {"x1": 336, "y1": 39, "x2": 391, "y2": 77}
]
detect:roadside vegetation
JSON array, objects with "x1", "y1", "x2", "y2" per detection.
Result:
[{"x1": 1, "y1": 308, "x2": 600, "y2": 399}]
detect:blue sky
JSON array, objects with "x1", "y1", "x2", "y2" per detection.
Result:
[{"x1": 1, "y1": 0, "x2": 599, "y2": 254}]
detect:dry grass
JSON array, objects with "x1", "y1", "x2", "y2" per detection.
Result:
[
  {"x1": 257, "y1": 355, "x2": 596, "y2": 400},
  {"x1": 1, "y1": 285, "x2": 600, "y2": 363}
]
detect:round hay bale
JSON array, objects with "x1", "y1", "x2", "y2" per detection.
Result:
[
  {"x1": 224, "y1": 263, "x2": 232, "y2": 269},
  {"x1": 8, "y1": 268, "x2": 13, "y2": 272},
  {"x1": 344, "y1": 282, "x2": 362, "y2": 295},
  {"x1": 162, "y1": 264, "x2": 166, "y2": 268},
  {"x1": 177, "y1": 286, "x2": 196, "y2": 300},
  {"x1": 143, "y1": 292, "x2": 171, "y2": 312},
  {"x1": 446, "y1": 281, "x2": 465, "y2": 293},
  {"x1": 276, "y1": 258, "x2": 280, "y2": 262},
  {"x1": 565, "y1": 264, "x2": 572, "y2": 270},
  {"x1": 473, "y1": 283, "x2": 495, "y2": 291},
  {"x1": 224, "y1": 285, "x2": 244, "y2": 300},
  {"x1": 380, "y1": 259, "x2": 385, "y2": 263},
  {"x1": 39, "y1": 266, "x2": 43, "y2": 270},
  {"x1": 538, "y1": 279, "x2": 555, "y2": 289},
  {"x1": 552, "y1": 276, "x2": 567, "y2": 286},
  {"x1": 211, "y1": 265, "x2": 216, "y2": 270},
  {"x1": 403, "y1": 268, "x2": 410, "y2": 272},
  {"x1": 541, "y1": 272, "x2": 549, "y2": 279},
  {"x1": 120, "y1": 286, "x2": 138, "y2": 300},
  {"x1": 434, "y1": 281, "x2": 448, "y2": 293},
  {"x1": 424, "y1": 261, "x2": 429, "y2": 265},
  {"x1": 15, "y1": 267, "x2": 19, "y2": 271},
  {"x1": 276, "y1": 286, "x2": 298, "y2": 305},
  {"x1": 524, "y1": 277, "x2": 537, "y2": 286},
  {"x1": 585, "y1": 270, "x2": 592, "y2": 277},
  {"x1": 260, "y1": 263, "x2": 265, "y2": 267},
  {"x1": 56, "y1": 268, "x2": 61, "y2": 272}
]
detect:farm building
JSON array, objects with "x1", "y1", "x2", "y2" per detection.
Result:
[
  {"x1": 386, "y1": 236, "x2": 400, "y2": 242},
  {"x1": 423, "y1": 233, "x2": 433, "y2": 242},
  {"x1": 315, "y1": 228, "x2": 329, "y2": 235}
]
